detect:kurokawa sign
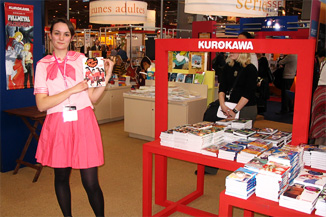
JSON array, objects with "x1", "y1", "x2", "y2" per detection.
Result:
[
  {"x1": 89, "y1": 0, "x2": 147, "y2": 24},
  {"x1": 198, "y1": 40, "x2": 254, "y2": 50}
]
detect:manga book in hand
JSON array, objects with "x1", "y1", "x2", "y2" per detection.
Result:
[{"x1": 83, "y1": 57, "x2": 106, "y2": 88}]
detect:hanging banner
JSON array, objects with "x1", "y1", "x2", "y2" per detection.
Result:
[{"x1": 4, "y1": 2, "x2": 34, "y2": 90}]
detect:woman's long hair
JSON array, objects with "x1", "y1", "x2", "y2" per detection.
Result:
[{"x1": 226, "y1": 53, "x2": 251, "y2": 68}]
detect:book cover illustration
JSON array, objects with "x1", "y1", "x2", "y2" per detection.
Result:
[
  {"x1": 184, "y1": 74, "x2": 194, "y2": 83},
  {"x1": 191, "y1": 54, "x2": 203, "y2": 69},
  {"x1": 282, "y1": 183, "x2": 321, "y2": 203},
  {"x1": 245, "y1": 157, "x2": 267, "y2": 171},
  {"x1": 83, "y1": 57, "x2": 106, "y2": 88},
  {"x1": 256, "y1": 128, "x2": 278, "y2": 135},
  {"x1": 147, "y1": 71, "x2": 155, "y2": 80},
  {"x1": 260, "y1": 161, "x2": 291, "y2": 176},
  {"x1": 294, "y1": 169, "x2": 326, "y2": 188},
  {"x1": 220, "y1": 143, "x2": 246, "y2": 153},
  {"x1": 193, "y1": 72, "x2": 205, "y2": 84},
  {"x1": 176, "y1": 73, "x2": 185, "y2": 82},
  {"x1": 169, "y1": 73, "x2": 178, "y2": 82},
  {"x1": 227, "y1": 167, "x2": 257, "y2": 182}
]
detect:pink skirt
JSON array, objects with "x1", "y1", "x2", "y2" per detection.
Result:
[{"x1": 36, "y1": 106, "x2": 104, "y2": 169}]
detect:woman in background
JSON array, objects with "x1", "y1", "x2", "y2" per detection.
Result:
[
  {"x1": 310, "y1": 49, "x2": 326, "y2": 145},
  {"x1": 219, "y1": 52, "x2": 258, "y2": 121},
  {"x1": 34, "y1": 18, "x2": 114, "y2": 217}
]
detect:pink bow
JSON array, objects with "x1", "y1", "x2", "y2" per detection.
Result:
[{"x1": 46, "y1": 62, "x2": 76, "y2": 81}]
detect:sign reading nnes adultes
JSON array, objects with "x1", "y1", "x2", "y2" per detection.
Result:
[
  {"x1": 89, "y1": 0, "x2": 147, "y2": 24},
  {"x1": 198, "y1": 41, "x2": 254, "y2": 50}
]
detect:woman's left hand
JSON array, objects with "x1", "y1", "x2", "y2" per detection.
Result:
[{"x1": 104, "y1": 58, "x2": 114, "y2": 82}]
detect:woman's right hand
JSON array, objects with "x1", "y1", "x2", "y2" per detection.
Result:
[
  {"x1": 70, "y1": 80, "x2": 88, "y2": 94},
  {"x1": 220, "y1": 104, "x2": 232, "y2": 118}
]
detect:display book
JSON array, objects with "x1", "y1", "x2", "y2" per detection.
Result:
[
  {"x1": 83, "y1": 57, "x2": 106, "y2": 88},
  {"x1": 168, "y1": 71, "x2": 205, "y2": 84},
  {"x1": 225, "y1": 167, "x2": 258, "y2": 199},
  {"x1": 279, "y1": 169, "x2": 326, "y2": 214},
  {"x1": 160, "y1": 121, "x2": 227, "y2": 153}
]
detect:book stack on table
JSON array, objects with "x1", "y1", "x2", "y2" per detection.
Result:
[
  {"x1": 315, "y1": 186, "x2": 326, "y2": 216},
  {"x1": 218, "y1": 142, "x2": 246, "y2": 161},
  {"x1": 236, "y1": 139, "x2": 272, "y2": 164},
  {"x1": 279, "y1": 182, "x2": 321, "y2": 214},
  {"x1": 225, "y1": 167, "x2": 258, "y2": 199},
  {"x1": 302, "y1": 144, "x2": 316, "y2": 166},
  {"x1": 279, "y1": 169, "x2": 326, "y2": 214},
  {"x1": 160, "y1": 129, "x2": 175, "y2": 148},
  {"x1": 230, "y1": 119, "x2": 252, "y2": 129},
  {"x1": 264, "y1": 131, "x2": 292, "y2": 147},
  {"x1": 310, "y1": 145, "x2": 326, "y2": 170},
  {"x1": 255, "y1": 161, "x2": 291, "y2": 202},
  {"x1": 268, "y1": 144, "x2": 304, "y2": 184}
]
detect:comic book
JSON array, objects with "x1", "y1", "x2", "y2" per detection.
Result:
[{"x1": 83, "y1": 57, "x2": 106, "y2": 88}]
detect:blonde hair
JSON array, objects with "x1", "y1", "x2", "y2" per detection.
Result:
[
  {"x1": 13, "y1": 31, "x2": 23, "y2": 41},
  {"x1": 227, "y1": 53, "x2": 251, "y2": 67},
  {"x1": 24, "y1": 43, "x2": 31, "y2": 50}
]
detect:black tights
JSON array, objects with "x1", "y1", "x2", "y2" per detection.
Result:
[{"x1": 54, "y1": 167, "x2": 104, "y2": 217}]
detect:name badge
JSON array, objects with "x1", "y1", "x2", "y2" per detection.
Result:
[{"x1": 63, "y1": 106, "x2": 78, "y2": 122}]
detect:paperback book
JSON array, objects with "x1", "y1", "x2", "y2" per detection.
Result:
[{"x1": 83, "y1": 57, "x2": 106, "y2": 87}]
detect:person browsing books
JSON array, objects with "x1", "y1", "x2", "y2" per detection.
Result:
[
  {"x1": 136, "y1": 56, "x2": 155, "y2": 87},
  {"x1": 219, "y1": 52, "x2": 258, "y2": 120},
  {"x1": 201, "y1": 52, "x2": 258, "y2": 176},
  {"x1": 33, "y1": 18, "x2": 114, "y2": 217}
]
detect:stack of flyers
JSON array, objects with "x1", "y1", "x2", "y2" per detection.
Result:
[
  {"x1": 279, "y1": 183, "x2": 321, "y2": 214},
  {"x1": 231, "y1": 119, "x2": 252, "y2": 129},
  {"x1": 225, "y1": 167, "x2": 258, "y2": 199},
  {"x1": 83, "y1": 57, "x2": 106, "y2": 88}
]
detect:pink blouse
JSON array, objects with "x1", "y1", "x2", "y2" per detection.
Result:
[{"x1": 34, "y1": 51, "x2": 93, "y2": 115}]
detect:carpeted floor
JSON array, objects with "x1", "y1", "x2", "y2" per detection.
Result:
[
  {"x1": 262, "y1": 100, "x2": 293, "y2": 124},
  {"x1": 0, "y1": 118, "x2": 292, "y2": 217}
]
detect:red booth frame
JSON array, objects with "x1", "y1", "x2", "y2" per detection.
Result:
[{"x1": 143, "y1": 38, "x2": 316, "y2": 216}]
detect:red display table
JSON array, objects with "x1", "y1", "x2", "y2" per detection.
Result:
[
  {"x1": 219, "y1": 189, "x2": 318, "y2": 217},
  {"x1": 142, "y1": 140, "x2": 244, "y2": 216}
]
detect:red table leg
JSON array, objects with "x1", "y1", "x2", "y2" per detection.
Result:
[
  {"x1": 143, "y1": 146, "x2": 153, "y2": 217},
  {"x1": 155, "y1": 154, "x2": 167, "y2": 206}
]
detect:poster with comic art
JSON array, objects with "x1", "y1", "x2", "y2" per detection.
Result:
[{"x1": 5, "y1": 3, "x2": 34, "y2": 90}]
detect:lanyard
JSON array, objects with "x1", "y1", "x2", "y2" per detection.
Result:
[{"x1": 53, "y1": 52, "x2": 70, "y2": 104}]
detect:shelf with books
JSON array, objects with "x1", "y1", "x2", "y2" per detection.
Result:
[{"x1": 219, "y1": 189, "x2": 319, "y2": 217}]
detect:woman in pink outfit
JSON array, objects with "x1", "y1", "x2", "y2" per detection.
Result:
[{"x1": 34, "y1": 18, "x2": 113, "y2": 217}]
